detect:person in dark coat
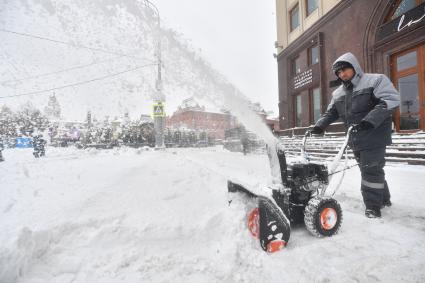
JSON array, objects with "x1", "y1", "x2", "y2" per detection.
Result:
[
  {"x1": 0, "y1": 137, "x2": 4, "y2": 162},
  {"x1": 311, "y1": 52, "x2": 400, "y2": 218},
  {"x1": 241, "y1": 133, "x2": 249, "y2": 155},
  {"x1": 33, "y1": 134, "x2": 46, "y2": 158}
]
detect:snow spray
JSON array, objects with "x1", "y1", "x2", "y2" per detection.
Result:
[{"x1": 191, "y1": 87, "x2": 283, "y2": 187}]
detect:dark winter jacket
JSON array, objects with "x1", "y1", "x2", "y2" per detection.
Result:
[{"x1": 315, "y1": 52, "x2": 400, "y2": 151}]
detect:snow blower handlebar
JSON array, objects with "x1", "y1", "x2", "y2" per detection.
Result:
[
  {"x1": 303, "y1": 126, "x2": 355, "y2": 168},
  {"x1": 327, "y1": 125, "x2": 354, "y2": 175},
  {"x1": 300, "y1": 130, "x2": 310, "y2": 161}
]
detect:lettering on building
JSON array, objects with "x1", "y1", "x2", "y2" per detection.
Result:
[{"x1": 377, "y1": 3, "x2": 425, "y2": 41}]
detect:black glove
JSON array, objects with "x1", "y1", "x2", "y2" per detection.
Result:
[
  {"x1": 310, "y1": 126, "x2": 324, "y2": 135},
  {"x1": 352, "y1": 121, "x2": 374, "y2": 133}
]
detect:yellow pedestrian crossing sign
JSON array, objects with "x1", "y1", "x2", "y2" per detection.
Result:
[{"x1": 153, "y1": 102, "x2": 165, "y2": 117}]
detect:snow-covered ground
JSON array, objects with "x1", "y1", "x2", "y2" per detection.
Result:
[{"x1": 1, "y1": 146, "x2": 424, "y2": 282}]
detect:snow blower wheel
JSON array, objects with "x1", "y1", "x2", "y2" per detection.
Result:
[{"x1": 304, "y1": 197, "x2": 342, "y2": 237}]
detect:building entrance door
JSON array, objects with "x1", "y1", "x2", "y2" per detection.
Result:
[{"x1": 391, "y1": 44, "x2": 425, "y2": 132}]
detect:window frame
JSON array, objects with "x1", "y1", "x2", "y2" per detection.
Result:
[
  {"x1": 391, "y1": 44, "x2": 425, "y2": 132},
  {"x1": 308, "y1": 45, "x2": 319, "y2": 66},
  {"x1": 290, "y1": 3, "x2": 300, "y2": 32},
  {"x1": 292, "y1": 56, "x2": 302, "y2": 75},
  {"x1": 309, "y1": 87, "x2": 321, "y2": 124},
  {"x1": 294, "y1": 94, "x2": 303, "y2": 127},
  {"x1": 305, "y1": 0, "x2": 319, "y2": 17}
]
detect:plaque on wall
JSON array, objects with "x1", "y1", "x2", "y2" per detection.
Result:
[{"x1": 291, "y1": 63, "x2": 320, "y2": 93}]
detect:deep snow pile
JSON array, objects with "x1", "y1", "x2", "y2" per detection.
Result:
[{"x1": 0, "y1": 147, "x2": 425, "y2": 282}]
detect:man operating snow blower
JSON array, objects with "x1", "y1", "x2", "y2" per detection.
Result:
[{"x1": 310, "y1": 52, "x2": 400, "y2": 218}]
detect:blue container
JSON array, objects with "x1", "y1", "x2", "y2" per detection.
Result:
[{"x1": 16, "y1": 137, "x2": 33, "y2": 148}]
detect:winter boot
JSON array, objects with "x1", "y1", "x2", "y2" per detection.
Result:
[
  {"x1": 365, "y1": 207, "x2": 381, "y2": 218},
  {"x1": 381, "y1": 199, "x2": 392, "y2": 208}
]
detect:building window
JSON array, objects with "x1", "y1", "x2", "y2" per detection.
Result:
[
  {"x1": 391, "y1": 44, "x2": 425, "y2": 131},
  {"x1": 295, "y1": 95, "x2": 302, "y2": 127},
  {"x1": 292, "y1": 56, "x2": 302, "y2": 75},
  {"x1": 290, "y1": 4, "x2": 300, "y2": 32},
  {"x1": 306, "y1": 0, "x2": 318, "y2": 16},
  {"x1": 311, "y1": 87, "x2": 321, "y2": 123},
  {"x1": 390, "y1": 0, "x2": 424, "y2": 20},
  {"x1": 396, "y1": 51, "x2": 417, "y2": 71},
  {"x1": 308, "y1": 45, "x2": 319, "y2": 65}
]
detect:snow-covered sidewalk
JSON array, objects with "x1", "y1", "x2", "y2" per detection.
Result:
[{"x1": 1, "y1": 147, "x2": 424, "y2": 282}]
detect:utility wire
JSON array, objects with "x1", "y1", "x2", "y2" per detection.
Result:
[
  {"x1": 0, "y1": 53, "x2": 147, "y2": 85},
  {"x1": 0, "y1": 63, "x2": 157, "y2": 99},
  {"x1": 0, "y1": 46, "x2": 31, "y2": 83},
  {"x1": 0, "y1": 28, "x2": 155, "y2": 62}
]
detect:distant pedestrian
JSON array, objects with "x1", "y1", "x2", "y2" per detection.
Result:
[
  {"x1": 241, "y1": 132, "x2": 249, "y2": 155},
  {"x1": 33, "y1": 134, "x2": 46, "y2": 158},
  {"x1": 0, "y1": 137, "x2": 4, "y2": 162}
]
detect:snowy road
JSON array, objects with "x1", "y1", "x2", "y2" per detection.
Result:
[{"x1": 1, "y1": 147, "x2": 424, "y2": 282}]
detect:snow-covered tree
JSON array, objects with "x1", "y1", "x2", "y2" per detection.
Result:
[
  {"x1": 0, "y1": 106, "x2": 18, "y2": 138},
  {"x1": 17, "y1": 102, "x2": 49, "y2": 136}
]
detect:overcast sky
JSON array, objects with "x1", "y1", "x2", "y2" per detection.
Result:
[{"x1": 153, "y1": 0, "x2": 279, "y2": 115}]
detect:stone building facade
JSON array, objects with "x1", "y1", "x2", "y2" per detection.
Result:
[{"x1": 275, "y1": 0, "x2": 425, "y2": 133}]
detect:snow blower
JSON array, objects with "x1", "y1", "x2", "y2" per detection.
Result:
[{"x1": 228, "y1": 126, "x2": 354, "y2": 253}]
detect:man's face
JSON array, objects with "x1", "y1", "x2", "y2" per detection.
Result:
[{"x1": 337, "y1": 67, "x2": 355, "y2": 81}]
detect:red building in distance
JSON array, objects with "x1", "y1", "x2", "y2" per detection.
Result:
[{"x1": 167, "y1": 98, "x2": 279, "y2": 140}]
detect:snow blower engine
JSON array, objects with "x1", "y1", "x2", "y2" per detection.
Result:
[{"x1": 228, "y1": 128, "x2": 353, "y2": 253}]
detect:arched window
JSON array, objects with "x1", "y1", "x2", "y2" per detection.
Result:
[{"x1": 388, "y1": 0, "x2": 425, "y2": 21}]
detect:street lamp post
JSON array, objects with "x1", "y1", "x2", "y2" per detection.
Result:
[{"x1": 144, "y1": 0, "x2": 165, "y2": 149}]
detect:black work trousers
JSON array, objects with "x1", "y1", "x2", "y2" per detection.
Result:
[{"x1": 353, "y1": 147, "x2": 391, "y2": 209}]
